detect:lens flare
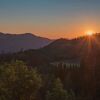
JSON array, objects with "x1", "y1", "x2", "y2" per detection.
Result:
[{"x1": 86, "y1": 31, "x2": 94, "y2": 36}]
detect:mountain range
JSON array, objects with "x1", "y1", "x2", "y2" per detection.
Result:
[
  {"x1": 0, "y1": 32, "x2": 52, "y2": 53},
  {"x1": 1, "y1": 33, "x2": 100, "y2": 67}
]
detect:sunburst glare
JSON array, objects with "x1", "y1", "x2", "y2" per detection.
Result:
[{"x1": 86, "y1": 31, "x2": 94, "y2": 36}]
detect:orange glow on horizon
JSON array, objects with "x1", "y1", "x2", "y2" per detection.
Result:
[{"x1": 85, "y1": 30, "x2": 94, "y2": 36}]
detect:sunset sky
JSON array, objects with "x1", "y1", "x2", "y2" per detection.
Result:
[{"x1": 0, "y1": 0, "x2": 100, "y2": 39}]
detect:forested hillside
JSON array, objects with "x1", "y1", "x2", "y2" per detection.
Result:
[{"x1": 0, "y1": 33, "x2": 100, "y2": 100}]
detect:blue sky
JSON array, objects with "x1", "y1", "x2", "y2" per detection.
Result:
[{"x1": 0, "y1": 0, "x2": 100, "y2": 38}]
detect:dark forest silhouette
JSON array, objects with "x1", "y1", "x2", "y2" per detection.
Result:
[{"x1": 0, "y1": 33, "x2": 100, "y2": 100}]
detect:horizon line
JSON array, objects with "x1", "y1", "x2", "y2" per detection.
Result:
[{"x1": 0, "y1": 31, "x2": 100, "y2": 40}]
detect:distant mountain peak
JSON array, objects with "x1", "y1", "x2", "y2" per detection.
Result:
[
  {"x1": 22, "y1": 33, "x2": 35, "y2": 36},
  {"x1": 0, "y1": 32, "x2": 53, "y2": 53}
]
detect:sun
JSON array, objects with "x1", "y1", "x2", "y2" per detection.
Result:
[{"x1": 86, "y1": 31, "x2": 94, "y2": 36}]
